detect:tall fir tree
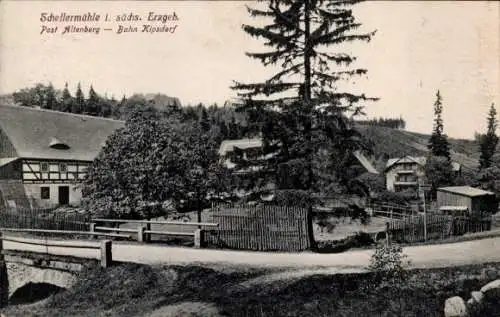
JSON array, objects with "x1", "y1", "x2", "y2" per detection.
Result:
[
  {"x1": 232, "y1": 0, "x2": 376, "y2": 197},
  {"x1": 479, "y1": 103, "x2": 499, "y2": 169},
  {"x1": 428, "y1": 90, "x2": 450, "y2": 160},
  {"x1": 73, "y1": 82, "x2": 85, "y2": 114},
  {"x1": 232, "y1": 0, "x2": 377, "y2": 248},
  {"x1": 61, "y1": 82, "x2": 73, "y2": 112},
  {"x1": 199, "y1": 106, "x2": 211, "y2": 132},
  {"x1": 87, "y1": 85, "x2": 100, "y2": 116}
]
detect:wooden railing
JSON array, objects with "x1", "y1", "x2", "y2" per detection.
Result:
[
  {"x1": 90, "y1": 218, "x2": 219, "y2": 247},
  {"x1": 0, "y1": 230, "x2": 112, "y2": 268},
  {"x1": 368, "y1": 202, "x2": 416, "y2": 220}
]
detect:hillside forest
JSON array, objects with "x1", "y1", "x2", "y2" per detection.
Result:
[{"x1": 2, "y1": 82, "x2": 498, "y2": 217}]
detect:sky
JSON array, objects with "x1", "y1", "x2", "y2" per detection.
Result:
[{"x1": 0, "y1": 1, "x2": 498, "y2": 140}]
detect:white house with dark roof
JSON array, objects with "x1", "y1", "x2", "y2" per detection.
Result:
[
  {"x1": 0, "y1": 104, "x2": 124, "y2": 209},
  {"x1": 385, "y1": 155, "x2": 461, "y2": 192}
]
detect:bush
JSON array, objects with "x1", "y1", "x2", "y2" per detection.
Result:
[
  {"x1": 372, "y1": 189, "x2": 417, "y2": 206},
  {"x1": 367, "y1": 243, "x2": 412, "y2": 316},
  {"x1": 317, "y1": 232, "x2": 375, "y2": 253}
]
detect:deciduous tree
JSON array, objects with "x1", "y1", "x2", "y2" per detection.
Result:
[
  {"x1": 45, "y1": 83, "x2": 58, "y2": 110},
  {"x1": 82, "y1": 109, "x2": 228, "y2": 220},
  {"x1": 424, "y1": 155, "x2": 456, "y2": 199}
]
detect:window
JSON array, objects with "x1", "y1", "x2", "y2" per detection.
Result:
[
  {"x1": 59, "y1": 163, "x2": 68, "y2": 172},
  {"x1": 396, "y1": 174, "x2": 416, "y2": 182},
  {"x1": 41, "y1": 187, "x2": 50, "y2": 200},
  {"x1": 40, "y1": 162, "x2": 49, "y2": 172}
]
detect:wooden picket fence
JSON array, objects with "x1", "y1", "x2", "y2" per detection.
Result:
[
  {"x1": 388, "y1": 214, "x2": 452, "y2": 243},
  {"x1": 368, "y1": 202, "x2": 416, "y2": 219},
  {"x1": 205, "y1": 203, "x2": 311, "y2": 251},
  {"x1": 0, "y1": 208, "x2": 90, "y2": 235},
  {"x1": 452, "y1": 216, "x2": 492, "y2": 235},
  {"x1": 388, "y1": 213, "x2": 493, "y2": 244}
]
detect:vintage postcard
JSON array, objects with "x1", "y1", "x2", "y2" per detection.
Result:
[{"x1": 0, "y1": 1, "x2": 499, "y2": 316}]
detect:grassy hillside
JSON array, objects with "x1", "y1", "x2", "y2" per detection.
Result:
[{"x1": 358, "y1": 125, "x2": 480, "y2": 172}]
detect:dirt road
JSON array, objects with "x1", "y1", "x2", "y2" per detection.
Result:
[{"x1": 2, "y1": 235, "x2": 500, "y2": 271}]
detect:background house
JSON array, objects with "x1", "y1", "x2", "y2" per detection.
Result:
[
  {"x1": 437, "y1": 186, "x2": 497, "y2": 216},
  {"x1": 218, "y1": 138, "x2": 269, "y2": 174},
  {"x1": 0, "y1": 104, "x2": 124, "y2": 209},
  {"x1": 385, "y1": 155, "x2": 461, "y2": 192},
  {"x1": 219, "y1": 138, "x2": 378, "y2": 175},
  {"x1": 218, "y1": 137, "x2": 379, "y2": 201}
]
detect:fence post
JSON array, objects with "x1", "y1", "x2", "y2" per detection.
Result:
[
  {"x1": 90, "y1": 223, "x2": 96, "y2": 239},
  {"x1": 385, "y1": 222, "x2": 391, "y2": 246},
  {"x1": 0, "y1": 232, "x2": 3, "y2": 260},
  {"x1": 145, "y1": 222, "x2": 151, "y2": 242},
  {"x1": 194, "y1": 229, "x2": 204, "y2": 248},
  {"x1": 137, "y1": 225, "x2": 146, "y2": 243},
  {"x1": 100, "y1": 240, "x2": 112, "y2": 268},
  {"x1": 0, "y1": 258, "x2": 7, "y2": 309}
]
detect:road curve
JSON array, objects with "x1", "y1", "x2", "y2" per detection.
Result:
[{"x1": 2, "y1": 235, "x2": 500, "y2": 271}]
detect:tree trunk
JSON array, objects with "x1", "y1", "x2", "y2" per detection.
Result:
[
  {"x1": 303, "y1": 0, "x2": 317, "y2": 251},
  {"x1": 197, "y1": 198, "x2": 202, "y2": 230}
]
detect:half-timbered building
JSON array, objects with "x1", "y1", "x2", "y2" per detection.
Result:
[{"x1": 0, "y1": 104, "x2": 124, "y2": 209}]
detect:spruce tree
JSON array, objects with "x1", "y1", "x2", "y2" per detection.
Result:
[
  {"x1": 199, "y1": 107, "x2": 211, "y2": 132},
  {"x1": 232, "y1": 0, "x2": 376, "y2": 197},
  {"x1": 61, "y1": 82, "x2": 73, "y2": 112},
  {"x1": 479, "y1": 103, "x2": 499, "y2": 169},
  {"x1": 428, "y1": 90, "x2": 450, "y2": 160},
  {"x1": 232, "y1": 0, "x2": 377, "y2": 248},
  {"x1": 87, "y1": 85, "x2": 100, "y2": 116},
  {"x1": 73, "y1": 83, "x2": 85, "y2": 114}
]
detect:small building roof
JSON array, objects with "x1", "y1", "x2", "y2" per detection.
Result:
[
  {"x1": 353, "y1": 150, "x2": 379, "y2": 174},
  {"x1": 438, "y1": 186, "x2": 495, "y2": 197},
  {"x1": 218, "y1": 138, "x2": 263, "y2": 156},
  {"x1": 0, "y1": 104, "x2": 124, "y2": 161}
]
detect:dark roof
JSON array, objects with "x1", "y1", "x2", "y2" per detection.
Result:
[
  {"x1": 438, "y1": 186, "x2": 495, "y2": 197},
  {"x1": 0, "y1": 105, "x2": 124, "y2": 161},
  {"x1": 385, "y1": 155, "x2": 461, "y2": 172},
  {"x1": 386, "y1": 156, "x2": 427, "y2": 169}
]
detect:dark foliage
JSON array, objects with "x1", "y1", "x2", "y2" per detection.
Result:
[
  {"x1": 355, "y1": 116, "x2": 406, "y2": 129},
  {"x1": 428, "y1": 90, "x2": 451, "y2": 160},
  {"x1": 316, "y1": 231, "x2": 375, "y2": 253},
  {"x1": 479, "y1": 104, "x2": 499, "y2": 170},
  {"x1": 81, "y1": 108, "x2": 230, "y2": 219},
  {"x1": 231, "y1": 0, "x2": 377, "y2": 200}
]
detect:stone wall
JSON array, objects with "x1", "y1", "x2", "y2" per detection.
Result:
[{"x1": 444, "y1": 278, "x2": 500, "y2": 317}]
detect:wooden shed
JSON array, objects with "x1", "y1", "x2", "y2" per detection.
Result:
[{"x1": 437, "y1": 186, "x2": 496, "y2": 216}]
